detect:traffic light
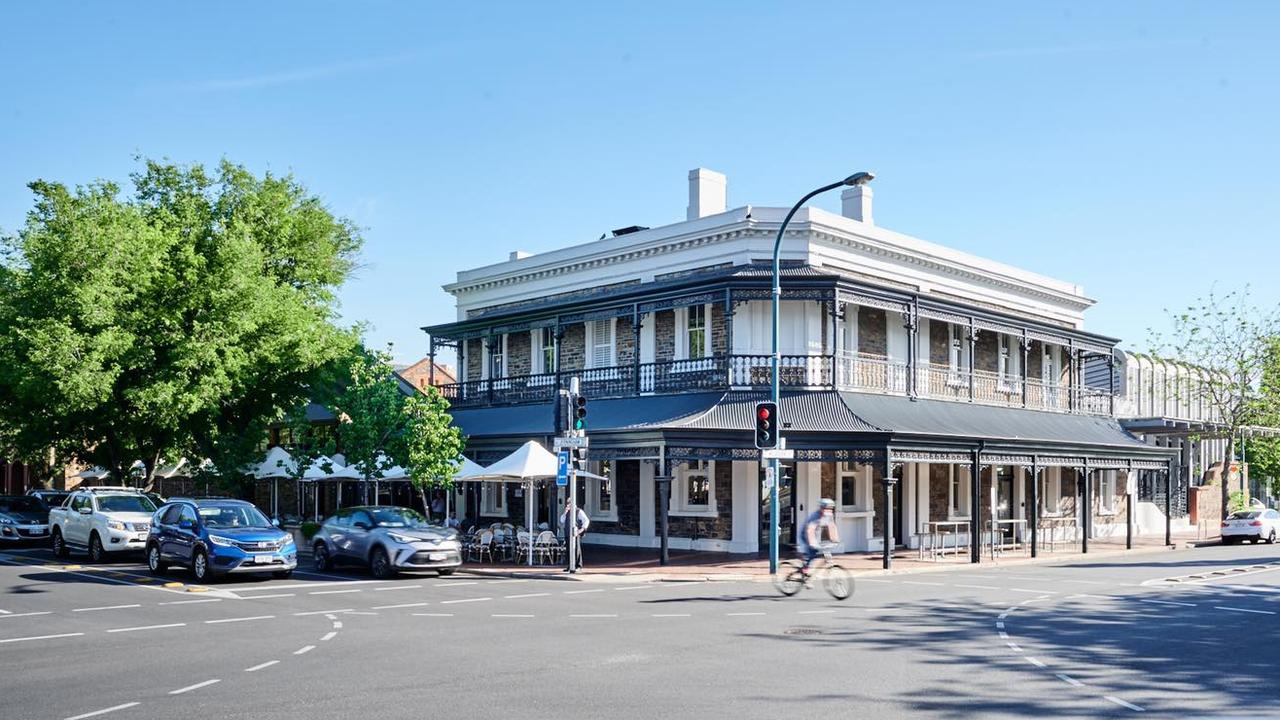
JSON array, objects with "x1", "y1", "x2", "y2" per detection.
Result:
[
  {"x1": 754, "y1": 400, "x2": 779, "y2": 449},
  {"x1": 572, "y1": 393, "x2": 588, "y2": 433}
]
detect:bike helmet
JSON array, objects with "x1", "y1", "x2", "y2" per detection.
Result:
[{"x1": 819, "y1": 498, "x2": 836, "y2": 510}]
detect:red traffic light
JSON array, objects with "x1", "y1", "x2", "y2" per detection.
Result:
[{"x1": 757, "y1": 406, "x2": 770, "y2": 421}]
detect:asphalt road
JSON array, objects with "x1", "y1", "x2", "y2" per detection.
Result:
[{"x1": 1, "y1": 542, "x2": 1277, "y2": 719}]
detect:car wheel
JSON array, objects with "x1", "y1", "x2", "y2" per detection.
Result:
[
  {"x1": 51, "y1": 529, "x2": 69, "y2": 559},
  {"x1": 88, "y1": 533, "x2": 105, "y2": 563},
  {"x1": 313, "y1": 543, "x2": 331, "y2": 572},
  {"x1": 272, "y1": 570, "x2": 293, "y2": 580},
  {"x1": 369, "y1": 547, "x2": 395, "y2": 579},
  {"x1": 437, "y1": 568, "x2": 454, "y2": 577},
  {"x1": 147, "y1": 544, "x2": 168, "y2": 574},
  {"x1": 192, "y1": 550, "x2": 215, "y2": 583},
  {"x1": 1267, "y1": 530, "x2": 1277, "y2": 545}
]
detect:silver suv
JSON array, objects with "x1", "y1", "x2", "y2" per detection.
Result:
[{"x1": 312, "y1": 506, "x2": 461, "y2": 579}]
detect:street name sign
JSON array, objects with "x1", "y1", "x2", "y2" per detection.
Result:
[
  {"x1": 761, "y1": 448, "x2": 795, "y2": 460},
  {"x1": 554, "y1": 436, "x2": 589, "y2": 449}
]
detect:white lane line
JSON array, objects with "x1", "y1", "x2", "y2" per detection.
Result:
[
  {"x1": 1104, "y1": 696, "x2": 1145, "y2": 712},
  {"x1": 435, "y1": 581, "x2": 478, "y2": 587},
  {"x1": 205, "y1": 615, "x2": 274, "y2": 625},
  {"x1": 311, "y1": 589, "x2": 362, "y2": 595},
  {"x1": 487, "y1": 579, "x2": 529, "y2": 584},
  {"x1": 726, "y1": 612, "x2": 766, "y2": 616},
  {"x1": 998, "y1": 631, "x2": 1009, "y2": 640},
  {"x1": 1025, "y1": 657, "x2": 1046, "y2": 668},
  {"x1": 798, "y1": 610, "x2": 835, "y2": 615},
  {"x1": 492, "y1": 614, "x2": 535, "y2": 618},
  {"x1": 251, "y1": 578, "x2": 383, "y2": 590},
  {"x1": 244, "y1": 660, "x2": 279, "y2": 672},
  {"x1": 159, "y1": 599, "x2": 221, "y2": 605},
  {"x1": 320, "y1": 631, "x2": 338, "y2": 641},
  {"x1": 1215, "y1": 606, "x2": 1276, "y2": 615},
  {"x1": 332, "y1": 621, "x2": 343, "y2": 629},
  {"x1": 1009, "y1": 588, "x2": 1058, "y2": 595},
  {"x1": 651, "y1": 613, "x2": 690, "y2": 618},
  {"x1": 413, "y1": 613, "x2": 454, "y2": 617},
  {"x1": 564, "y1": 589, "x2": 603, "y2": 595},
  {"x1": 1062, "y1": 579, "x2": 1106, "y2": 585},
  {"x1": 293, "y1": 609, "x2": 352, "y2": 616},
  {"x1": 1068, "y1": 593, "x2": 1111, "y2": 600},
  {"x1": 294, "y1": 645, "x2": 316, "y2": 655},
  {"x1": 860, "y1": 578, "x2": 892, "y2": 583},
  {"x1": 995, "y1": 621, "x2": 1005, "y2": 629},
  {"x1": 614, "y1": 585, "x2": 653, "y2": 591},
  {"x1": 902, "y1": 581, "x2": 945, "y2": 587},
  {"x1": 570, "y1": 613, "x2": 618, "y2": 618},
  {"x1": 956, "y1": 584, "x2": 1000, "y2": 591},
  {"x1": 0, "y1": 611, "x2": 53, "y2": 618},
  {"x1": 505, "y1": 592, "x2": 550, "y2": 599},
  {"x1": 1007, "y1": 643, "x2": 1022, "y2": 652},
  {"x1": 440, "y1": 597, "x2": 490, "y2": 605},
  {"x1": 63, "y1": 701, "x2": 141, "y2": 720},
  {"x1": 107, "y1": 623, "x2": 185, "y2": 633},
  {"x1": 370, "y1": 602, "x2": 428, "y2": 610},
  {"x1": 1140, "y1": 599, "x2": 1196, "y2": 607},
  {"x1": 372, "y1": 584, "x2": 422, "y2": 592},
  {"x1": 1056, "y1": 673, "x2": 1084, "y2": 687},
  {"x1": 169, "y1": 679, "x2": 220, "y2": 695},
  {"x1": 73, "y1": 604, "x2": 141, "y2": 613},
  {"x1": 236, "y1": 593, "x2": 295, "y2": 600},
  {"x1": 1, "y1": 631, "x2": 85, "y2": 644}
]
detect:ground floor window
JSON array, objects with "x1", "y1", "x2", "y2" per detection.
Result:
[
  {"x1": 1039, "y1": 467, "x2": 1062, "y2": 515},
  {"x1": 586, "y1": 460, "x2": 616, "y2": 521},
  {"x1": 948, "y1": 465, "x2": 971, "y2": 519},
  {"x1": 838, "y1": 462, "x2": 873, "y2": 512},
  {"x1": 1097, "y1": 470, "x2": 1117, "y2": 514},
  {"x1": 672, "y1": 460, "x2": 715, "y2": 516},
  {"x1": 481, "y1": 483, "x2": 507, "y2": 517}
]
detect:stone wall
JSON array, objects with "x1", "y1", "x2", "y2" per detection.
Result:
[
  {"x1": 560, "y1": 324, "x2": 586, "y2": 371},
  {"x1": 975, "y1": 330, "x2": 999, "y2": 373},
  {"x1": 929, "y1": 321, "x2": 950, "y2": 365},
  {"x1": 929, "y1": 464, "x2": 951, "y2": 520},
  {"x1": 1027, "y1": 340, "x2": 1043, "y2": 378},
  {"x1": 663, "y1": 461, "x2": 733, "y2": 540},
  {"x1": 616, "y1": 317, "x2": 636, "y2": 366},
  {"x1": 507, "y1": 331, "x2": 532, "y2": 377},
  {"x1": 858, "y1": 307, "x2": 887, "y2": 355},
  {"x1": 579, "y1": 460, "x2": 640, "y2": 537},
  {"x1": 711, "y1": 304, "x2": 728, "y2": 356},
  {"x1": 654, "y1": 310, "x2": 675, "y2": 362},
  {"x1": 465, "y1": 338, "x2": 483, "y2": 379}
]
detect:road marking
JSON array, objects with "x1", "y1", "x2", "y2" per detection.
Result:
[
  {"x1": 797, "y1": 610, "x2": 835, "y2": 615},
  {"x1": 435, "y1": 581, "x2": 478, "y2": 587},
  {"x1": 107, "y1": 623, "x2": 185, "y2": 633},
  {"x1": 0, "y1": 611, "x2": 53, "y2": 618},
  {"x1": 372, "y1": 584, "x2": 421, "y2": 592},
  {"x1": 614, "y1": 585, "x2": 653, "y2": 591},
  {"x1": 440, "y1": 597, "x2": 490, "y2": 604},
  {"x1": 237, "y1": 593, "x2": 295, "y2": 600},
  {"x1": 0, "y1": 609, "x2": 8, "y2": 614},
  {"x1": 492, "y1": 614, "x2": 535, "y2": 618},
  {"x1": 169, "y1": 679, "x2": 220, "y2": 695},
  {"x1": 995, "y1": 621, "x2": 1004, "y2": 629},
  {"x1": 487, "y1": 579, "x2": 529, "y2": 584},
  {"x1": 1007, "y1": 643, "x2": 1022, "y2": 652},
  {"x1": 73, "y1": 604, "x2": 141, "y2": 612},
  {"x1": 651, "y1": 613, "x2": 691, "y2": 618},
  {"x1": 1009, "y1": 588, "x2": 1058, "y2": 595},
  {"x1": 1214, "y1": 606, "x2": 1276, "y2": 615},
  {"x1": 1025, "y1": 657, "x2": 1046, "y2": 668},
  {"x1": 564, "y1": 589, "x2": 603, "y2": 595},
  {"x1": 1062, "y1": 579, "x2": 1106, "y2": 585},
  {"x1": 320, "y1": 631, "x2": 337, "y2": 641},
  {"x1": 1056, "y1": 673, "x2": 1084, "y2": 687},
  {"x1": 1140, "y1": 599, "x2": 1196, "y2": 607},
  {"x1": 293, "y1": 609, "x2": 353, "y2": 616},
  {"x1": 412, "y1": 613, "x2": 454, "y2": 617},
  {"x1": 902, "y1": 581, "x2": 945, "y2": 587},
  {"x1": 159, "y1": 599, "x2": 221, "y2": 605},
  {"x1": 570, "y1": 613, "x2": 617, "y2": 618},
  {"x1": 859, "y1": 578, "x2": 892, "y2": 583},
  {"x1": 956, "y1": 584, "x2": 1000, "y2": 591},
  {"x1": 311, "y1": 589, "x2": 362, "y2": 595},
  {"x1": 505, "y1": 592, "x2": 550, "y2": 599},
  {"x1": 332, "y1": 621, "x2": 343, "y2": 629},
  {"x1": 370, "y1": 602, "x2": 428, "y2": 610},
  {"x1": 205, "y1": 615, "x2": 274, "y2": 624},
  {"x1": 998, "y1": 631, "x2": 1009, "y2": 640},
  {"x1": 0, "y1": 631, "x2": 85, "y2": 644},
  {"x1": 64, "y1": 701, "x2": 141, "y2": 720},
  {"x1": 726, "y1": 612, "x2": 766, "y2": 616},
  {"x1": 244, "y1": 660, "x2": 279, "y2": 672},
  {"x1": 294, "y1": 645, "x2": 316, "y2": 655},
  {"x1": 1104, "y1": 696, "x2": 1145, "y2": 712}
]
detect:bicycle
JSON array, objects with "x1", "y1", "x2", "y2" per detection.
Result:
[{"x1": 774, "y1": 543, "x2": 852, "y2": 600}]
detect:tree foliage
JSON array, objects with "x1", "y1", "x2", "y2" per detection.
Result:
[
  {"x1": 1242, "y1": 337, "x2": 1280, "y2": 497},
  {"x1": 0, "y1": 159, "x2": 361, "y2": 487}
]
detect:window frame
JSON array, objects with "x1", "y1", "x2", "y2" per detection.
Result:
[
  {"x1": 530, "y1": 327, "x2": 557, "y2": 383},
  {"x1": 837, "y1": 461, "x2": 868, "y2": 512},
  {"x1": 1039, "y1": 467, "x2": 1063, "y2": 516},
  {"x1": 585, "y1": 460, "x2": 617, "y2": 521},
  {"x1": 671, "y1": 460, "x2": 716, "y2": 517},
  {"x1": 488, "y1": 334, "x2": 508, "y2": 380},
  {"x1": 1097, "y1": 470, "x2": 1117, "y2": 515},
  {"x1": 948, "y1": 324, "x2": 968, "y2": 386},
  {"x1": 585, "y1": 319, "x2": 617, "y2": 371},
  {"x1": 480, "y1": 483, "x2": 508, "y2": 517},
  {"x1": 998, "y1": 334, "x2": 1021, "y2": 392},
  {"x1": 947, "y1": 465, "x2": 972, "y2": 520}
]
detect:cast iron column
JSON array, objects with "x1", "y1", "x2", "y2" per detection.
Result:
[
  {"x1": 1165, "y1": 459, "x2": 1173, "y2": 547},
  {"x1": 1030, "y1": 456, "x2": 1039, "y2": 558},
  {"x1": 882, "y1": 453, "x2": 894, "y2": 570},
  {"x1": 970, "y1": 449, "x2": 981, "y2": 564},
  {"x1": 1081, "y1": 463, "x2": 1091, "y2": 554}
]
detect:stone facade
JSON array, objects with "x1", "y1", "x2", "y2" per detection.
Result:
[
  {"x1": 929, "y1": 321, "x2": 950, "y2": 365},
  {"x1": 975, "y1": 330, "x2": 999, "y2": 374},
  {"x1": 506, "y1": 331, "x2": 532, "y2": 377},
  {"x1": 662, "y1": 460, "x2": 733, "y2": 540},
  {"x1": 560, "y1": 323, "x2": 586, "y2": 371},
  {"x1": 858, "y1": 307, "x2": 887, "y2": 355},
  {"x1": 654, "y1": 310, "x2": 675, "y2": 362},
  {"x1": 616, "y1": 317, "x2": 636, "y2": 367},
  {"x1": 465, "y1": 338, "x2": 483, "y2": 379},
  {"x1": 929, "y1": 464, "x2": 952, "y2": 521}
]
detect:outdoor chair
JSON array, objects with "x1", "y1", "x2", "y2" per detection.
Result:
[
  {"x1": 515, "y1": 530, "x2": 532, "y2": 562},
  {"x1": 474, "y1": 530, "x2": 495, "y2": 563},
  {"x1": 533, "y1": 530, "x2": 557, "y2": 565}
]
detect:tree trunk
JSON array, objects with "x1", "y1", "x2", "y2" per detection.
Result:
[{"x1": 1219, "y1": 432, "x2": 1237, "y2": 522}]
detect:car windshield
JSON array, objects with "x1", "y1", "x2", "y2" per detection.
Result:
[
  {"x1": 39, "y1": 493, "x2": 69, "y2": 506},
  {"x1": 96, "y1": 495, "x2": 157, "y2": 513},
  {"x1": 1228, "y1": 511, "x2": 1261, "y2": 520},
  {"x1": 371, "y1": 508, "x2": 432, "y2": 528},
  {"x1": 198, "y1": 504, "x2": 273, "y2": 529},
  {"x1": 0, "y1": 497, "x2": 46, "y2": 513}
]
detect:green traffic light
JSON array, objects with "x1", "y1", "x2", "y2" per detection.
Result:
[{"x1": 574, "y1": 418, "x2": 586, "y2": 430}]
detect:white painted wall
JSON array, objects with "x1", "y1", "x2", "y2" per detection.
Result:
[{"x1": 731, "y1": 461, "x2": 758, "y2": 552}]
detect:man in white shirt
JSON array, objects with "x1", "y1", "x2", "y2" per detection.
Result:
[{"x1": 560, "y1": 500, "x2": 590, "y2": 570}]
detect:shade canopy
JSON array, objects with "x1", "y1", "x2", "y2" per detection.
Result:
[
  {"x1": 253, "y1": 446, "x2": 298, "y2": 479},
  {"x1": 459, "y1": 441, "x2": 605, "y2": 482}
]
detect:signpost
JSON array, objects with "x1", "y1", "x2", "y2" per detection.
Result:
[{"x1": 556, "y1": 450, "x2": 570, "y2": 488}]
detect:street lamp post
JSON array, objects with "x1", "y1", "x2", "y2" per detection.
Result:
[{"x1": 769, "y1": 171, "x2": 874, "y2": 574}]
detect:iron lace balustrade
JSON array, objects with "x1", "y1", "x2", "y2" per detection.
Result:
[{"x1": 730, "y1": 354, "x2": 832, "y2": 390}]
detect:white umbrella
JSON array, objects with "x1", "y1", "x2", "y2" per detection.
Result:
[{"x1": 253, "y1": 446, "x2": 297, "y2": 479}]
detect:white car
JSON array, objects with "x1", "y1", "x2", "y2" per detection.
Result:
[
  {"x1": 49, "y1": 488, "x2": 159, "y2": 562},
  {"x1": 1221, "y1": 509, "x2": 1280, "y2": 545}
]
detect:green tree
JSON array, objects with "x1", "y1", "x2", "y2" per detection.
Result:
[
  {"x1": 1242, "y1": 337, "x2": 1280, "y2": 497},
  {"x1": 1152, "y1": 289, "x2": 1280, "y2": 517},
  {"x1": 0, "y1": 159, "x2": 360, "y2": 488}
]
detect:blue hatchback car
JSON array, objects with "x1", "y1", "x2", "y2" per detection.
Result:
[{"x1": 146, "y1": 498, "x2": 297, "y2": 583}]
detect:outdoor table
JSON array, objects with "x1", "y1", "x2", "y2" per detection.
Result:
[
  {"x1": 1037, "y1": 516, "x2": 1077, "y2": 552},
  {"x1": 986, "y1": 519, "x2": 1028, "y2": 558},
  {"x1": 922, "y1": 520, "x2": 970, "y2": 560}
]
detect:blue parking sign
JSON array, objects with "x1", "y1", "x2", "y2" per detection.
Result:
[{"x1": 556, "y1": 450, "x2": 570, "y2": 487}]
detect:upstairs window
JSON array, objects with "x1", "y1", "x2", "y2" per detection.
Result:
[
  {"x1": 531, "y1": 327, "x2": 556, "y2": 376},
  {"x1": 675, "y1": 304, "x2": 712, "y2": 367},
  {"x1": 586, "y1": 319, "x2": 616, "y2": 369},
  {"x1": 998, "y1": 334, "x2": 1021, "y2": 391},
  {"x1": 948, "y1": 324, "x2": 968, "y2": 385},
  {"x1": 488, "y1": 335, "x2": 507, "y2": 379}
]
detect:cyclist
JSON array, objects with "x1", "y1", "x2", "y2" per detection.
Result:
[{"x1": 798, "y1": 498, "x2": 840, "y2": 577}]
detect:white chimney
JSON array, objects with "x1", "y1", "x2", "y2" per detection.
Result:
[
  {"x1": 687, "y1": 168, "x2": 727, "y2": 220},
  {"x1": 841, "y1": 185, "x2": 873, "y2": 225},
  {"x1": 509, "y1": 250, "x2": 533, "y2": 261}
]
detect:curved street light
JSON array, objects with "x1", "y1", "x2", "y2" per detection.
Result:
[{"x1": 768, "y1": 172, "x2": 875, "y2": 574}]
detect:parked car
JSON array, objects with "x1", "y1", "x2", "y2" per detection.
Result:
[
  {"x1": 26, "y1": 489, "x2": 71, "y2": 509},
  {"x1": 147, "y1": 498, "x2": 296, "y2": 582},
  {"x1": 0, "y1": 495, "x2": 53, "y2": 545},
  {"x1": 1221, "y1": 509, "x2": 1280, "y2": 544},
  {"x1": 49, "y1": 488, "x2": 158, "y2": 562},
  {"x1": 312, "y1": 506, "x2": 461, "y2": 579}
]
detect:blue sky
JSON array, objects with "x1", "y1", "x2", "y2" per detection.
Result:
[{"x1": 2, "y1": 2, "x2": 1277, "y2": 365}]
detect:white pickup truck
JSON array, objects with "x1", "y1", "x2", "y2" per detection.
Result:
[{"x1": 49, "y1": 488, "x2": 159, "y2": 562}]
